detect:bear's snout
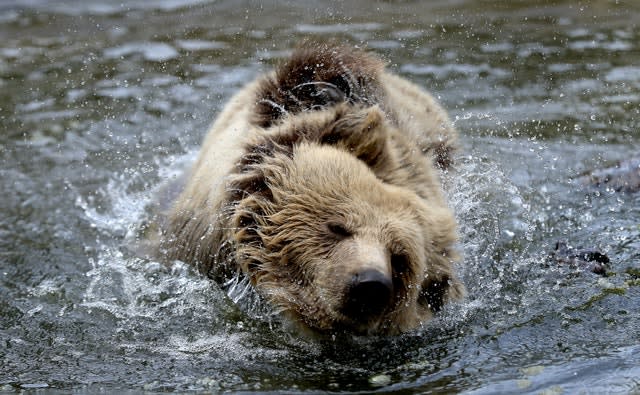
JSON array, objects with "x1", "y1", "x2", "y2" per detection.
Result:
[{"x1": 343, "y1": 269, "x2": 393, "y2": 320}]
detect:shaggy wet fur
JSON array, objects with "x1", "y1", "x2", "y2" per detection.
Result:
[
  {"x1": 252, "y1": 44, "x2": 384, "y2": 128},
  {"x1": 161, "y1": 43, "x2": 464, "y2": 335}
]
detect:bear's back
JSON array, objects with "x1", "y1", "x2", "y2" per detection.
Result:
[{"x1": 172, "y1": 79, "x2": 265, "y2": 217}]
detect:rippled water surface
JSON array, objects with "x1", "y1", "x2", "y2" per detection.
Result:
[{"x1": 2, "y1": 0, "x2": 640, "y2": 393}]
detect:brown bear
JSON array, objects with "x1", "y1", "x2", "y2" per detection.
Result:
[{"x1": 160, "y1": 43, "x2": 464, "y2": 336}]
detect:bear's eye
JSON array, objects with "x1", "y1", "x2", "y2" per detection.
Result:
[
  {"x1": 391, "y1": 253, "x2": 410, "y2": 275},
  {"x1": 326, "y1": 222, "x2": 352, "y2": 239}
]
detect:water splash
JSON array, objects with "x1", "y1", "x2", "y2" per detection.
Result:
[
  {"x1": 445, "y1": 142, "x2": 538, "y2": 326},
  {"x1": 222, "y1": 273, "x2": 288, "y2": 330},
  {"x1": 82, "y1": 250, "x2": 211, "y2": 321},
  {"x1": 74, "y1": 154, "x2": 235, "y2": 345}
]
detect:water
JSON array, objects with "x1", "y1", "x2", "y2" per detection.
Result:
[{"x1": 1, "y1": 0, "x2": 639, "y2": 393}]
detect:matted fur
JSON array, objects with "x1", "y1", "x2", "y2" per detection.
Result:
[
  {"x1": 161, "y1": 43, "x2": 464, "y2": 335},
  {"x1": 252, "y1": 42, "x2": 384, "y2": 128}
]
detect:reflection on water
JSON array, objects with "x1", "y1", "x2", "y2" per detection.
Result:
[{"x1": 1, "y1": 0, "x2": 639, "y2": 393}]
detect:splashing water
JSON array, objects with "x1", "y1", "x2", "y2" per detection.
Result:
[{"x1": 2, "y1": 0, "x2": 640, "y2": 392}]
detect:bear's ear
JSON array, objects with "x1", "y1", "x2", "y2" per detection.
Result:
[{"x1": 322, "y1": 106, "x2": 390, "y2": 169}]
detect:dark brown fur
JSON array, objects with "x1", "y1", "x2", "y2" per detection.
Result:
[{"x1": 252, "y1": 43, "x2": 385, "y2": 128}]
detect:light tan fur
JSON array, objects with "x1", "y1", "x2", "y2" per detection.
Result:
[{"x1": 160, "y1": 44, "x2": 464, "y2": 335}]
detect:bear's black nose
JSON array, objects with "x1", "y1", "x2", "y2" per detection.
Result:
[{"x1": 343, "y1": 269, "x2": 393, "y2": 320}]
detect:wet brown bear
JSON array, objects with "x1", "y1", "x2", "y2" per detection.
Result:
[{"x1": 161, "y1": 43, "x2": 464, "y2": 335}]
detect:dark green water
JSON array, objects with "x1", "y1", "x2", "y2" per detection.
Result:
[{"x1": 1, "y1": 0, "x2": 639, "y2": 393}]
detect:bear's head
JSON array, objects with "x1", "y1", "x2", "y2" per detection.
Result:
[{"x1": 225, "y1": 105, "x2": 463, "y2": 335}]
